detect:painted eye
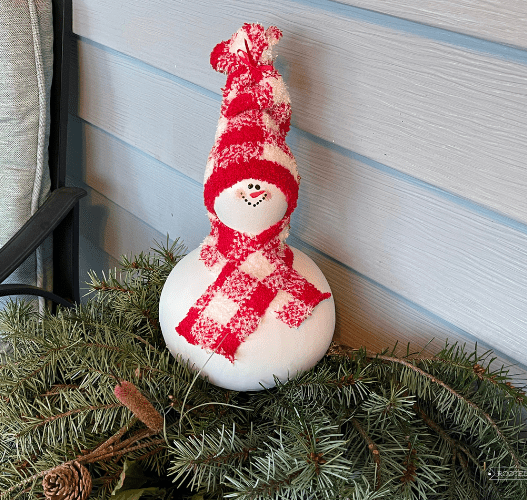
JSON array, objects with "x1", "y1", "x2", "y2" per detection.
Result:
[
  {"x1": 255, "y1": 184, "x2": 260, "y2": 190},
  {"x1": 248, "y1": 184, "x2": 253, "y2": 189}
]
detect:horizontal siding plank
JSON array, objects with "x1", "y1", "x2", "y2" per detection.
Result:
[
  {"x1": 330, "y1": 0, "x2": 527, "y2": 49},
  {"x1": 70, "y1": 40, "x2": 527, "y2": 366},
  {"x1": 289, "y1": 129, "x2": 527, "y2": 364},
  {"x1": 72, "y1": 0, "x2": 527, "y2": 224},
  {"x1": 70, "y1": 40, "x2": 218, "y2": 184},
  {"x1": 288, "y1": 234, "x2": 475, "y2": 352}
]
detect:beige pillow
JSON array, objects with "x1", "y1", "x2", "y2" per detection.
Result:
[{"x1": 0, "y1": 0, "x2": 54, "y2": 311}]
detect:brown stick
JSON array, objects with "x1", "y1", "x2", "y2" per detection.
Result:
[
  {"x1": 83, "y1": 438, "x2": 166, "y2": 464},
  {"x1": 351, "y1": 417, "x2": 382, "y2": 491},
  {"x1": 80, "y1": 419, "x2": 138, "y2": 461}
]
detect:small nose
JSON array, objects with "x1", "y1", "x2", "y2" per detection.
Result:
[{"x1": 250, "y1": 190, "x2": 265, "y2": 198}]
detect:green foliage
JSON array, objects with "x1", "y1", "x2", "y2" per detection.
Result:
[{"x1": 0, "y1": 238, "x2": 526, "y2": 499}]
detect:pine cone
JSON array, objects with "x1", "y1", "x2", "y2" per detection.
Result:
[{"x1": 42, "y1": 461, "x2": 92, "y2": 500}]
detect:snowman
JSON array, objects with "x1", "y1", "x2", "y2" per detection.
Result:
[{"x1": 159, "y1": 23, "x2": 335, "y2": 391}]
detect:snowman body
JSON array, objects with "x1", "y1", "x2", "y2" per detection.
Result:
[{"x1": 159, "y1": 245, "x2": 335, "y2": 391}]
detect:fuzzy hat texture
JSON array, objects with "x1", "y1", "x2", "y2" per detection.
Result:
[{"x1": 204, "y1": 23, "x2": 300, "y2": 219}]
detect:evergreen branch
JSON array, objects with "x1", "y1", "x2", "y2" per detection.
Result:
[
  {"x1": 83, "y1": 342, "x2": 125, "y2": 352},
  {"x1": 14, "y1": 359, "x2": 53, "y2": 391},
  {"x1": 414, "y1": 404, "x2": 478, "y2": 469},
  {"x1": 20, "y1": 403, "x2": 123, "y2": 432},
  {"x1": 455, "y1": 453, "x2": 480, "y2": 500},
  {"x1": 129, "y1": 261, "x2": 156, "y2": 272},
  {"x1": 180, "y1": 402, "x2": 251, "y2": 424},
  {"x1": 133, "y1": 445, "x2": 165, "y2": 464},
  {"x1": 39, "y1": 385, "x2": 80, "y2": 398},
  {"x1": 333, "y1": 349, "x2": 523, "y2": 469},
  {"x1": 428, "y1": 357, "x2": 501, "y2": 386},
  {"x1": 91, "y1": 283, "x2": 134, "y2": 294},
  {"x1": 399, "y1": 439, "x2": 418, "y2": 485},
  {"x1": 1, "y1": 422, "x2": 164, "y2": 499},
  {"x1": 0, "y1": 464, "x2": 51, "y2": 499},
  {"x1": 3, "y1": 341, "x2": 83, "y2": 392},
  {"x1": 418, "y1": 347, "x2": 526, "y2": 406},
  {"x1": 0, "y1": 436, "x2": 166, "y2": 500},
  {"x1": 137, "y1": 309, "x2": 159, "y2": 329},
  {"x1": 223, "y1": 469, "x2": 302, "y2": 500},
  {"x1": 4, "y1": 339, "x2": 127, "y2": 396},
  {"x1": 350, "y1": 417, "x2": 382, "y2": 491},
  {"x1": 60, "y1": 312, "x2": 163, "y2": 355},
  {"x1": 415, "y1": 404, "x2": 504, "y2": 500},
  {"x1": 340, "y1": 477, "x2": 391, "y2": 500},
  {"x1": 169, "y1": 423, "x2": 264, "y2": 492},
  {"x1": 151, "y1": 236, "x2": 187, "y2": 266}
]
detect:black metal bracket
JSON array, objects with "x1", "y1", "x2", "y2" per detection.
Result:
[
  {"x1": 0, "y1": 187, "x2": 86, "y2": 305},
  {"x1": 0, "y1": 284, "x2": 76, "y2": 309}
]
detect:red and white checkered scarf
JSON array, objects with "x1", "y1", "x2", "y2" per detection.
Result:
[{"x1": 176, "y1": 217, "x2": 331, "y2": 362}]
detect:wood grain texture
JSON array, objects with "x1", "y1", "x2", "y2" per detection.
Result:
[
  {"x1": 330, "y1": 0, "x2": 527, "y2": 49},
  {"x1": 72, "y1": 0, "x2": 527, "y2": 224},
  {"x1": 289, "y1": 235, "x2": 527, "y2": 381},
  {"x1": 69, "y1": 39, "x2": 218, "y2": 184},
  {"x1": 288, "y1": 129, "x2": 527, "y2": 365}
]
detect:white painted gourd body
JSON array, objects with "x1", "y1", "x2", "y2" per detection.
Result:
[{"x1": 159, "y1": 180, "x2": 335, "y2": 391}]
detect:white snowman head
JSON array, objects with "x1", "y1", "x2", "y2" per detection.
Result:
[
  {"x1": 204, "y1": 152, "x2": 300, "y2": 237},
  {"x1": 214, "y1": 178, "x2": 288, "y2": 235}
]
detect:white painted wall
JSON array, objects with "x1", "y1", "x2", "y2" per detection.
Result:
[{"x1": 68, "y1": 0, "x2": 527, "y2": 377}]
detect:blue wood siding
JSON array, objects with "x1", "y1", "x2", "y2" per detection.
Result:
[{"x1": 68, "y1": 0, "x2": 527, "y2": 377}]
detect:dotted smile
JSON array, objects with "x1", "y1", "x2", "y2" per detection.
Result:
[{"x1": 241, "y1": 183, "x2": 269, "y2": 207}]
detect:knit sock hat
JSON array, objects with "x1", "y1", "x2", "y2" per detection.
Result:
[{"x1": 204, "y1": 23, "x2": 300, "y2": 221}]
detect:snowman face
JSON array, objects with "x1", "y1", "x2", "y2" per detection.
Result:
[{"x1": 214, "y1": 179, "x2": 288, "y2": 235}]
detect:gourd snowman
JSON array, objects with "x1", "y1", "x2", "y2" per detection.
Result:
[{"x1": 159, "y1": 23, "x2": 335, "y2": 391}]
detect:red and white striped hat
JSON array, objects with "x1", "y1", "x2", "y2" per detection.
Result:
[{"x1": 203, "y1": 23, "x2": 300, "y2": 220}]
